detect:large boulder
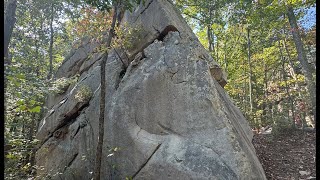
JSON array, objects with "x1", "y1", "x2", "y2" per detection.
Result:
[{"x1": 35, "y1": 0, "x2": 266, "y2": 179}]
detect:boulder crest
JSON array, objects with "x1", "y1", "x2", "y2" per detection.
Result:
[{"x1": 35, "y1": 0, "x2": 267, "y2": 179}]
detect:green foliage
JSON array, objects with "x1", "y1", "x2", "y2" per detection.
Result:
[
  {"x1": 5, "y1": 135, "x2": 40, "y2": 179},
  {"x1": 50, "y1": 77, "x2": 72, "y2": 94},
  {"x1": 84, "y1": 0, "x2": 113, "y2": 12},
  {"x1": 83, "y1": 0, "x2": 146, "y2": 12},
  {"x1": 75, "y1": 85, "x2": 93, "y2": 102},
  {"x1": 50, "y1": 75, "x2": 79, "y2": 94},
  {"x1": 175, "y1": 0, "x2": 316, "y2": 131},
  {"x1": 5, "y1": 0, "x2": 83, "y2": 179},
  {"x1": 113, "y1": 22, "x2": 144, "y2": 49},
  {"x1": 72, "y1": 6, "x2": 113, "y2": 44},
  {"x1": 272, "y1": 114, "x2": 293, "y2": 137}
]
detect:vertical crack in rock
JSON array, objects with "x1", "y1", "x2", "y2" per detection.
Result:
[
  {"x1": 112, "y1": 48, "x2": 131, "y2": 90},
  {"x1": 71, "y1": 124, "x2": 81, "y2": 139},
  {"x1": 132, "y1": 143, "x2": 162, "y2": 179},
  {"x1": 114, "y1": 66, "x2": 126, "y2": 90},
  {"x1": 152, "y1": 25, "x2": 161, "y2": 34},
  {"x1": 132, "y1": 0, "x2": 155, "y2": 23},
  {"x1": 113, "y1": 48, "x2": 128, "y2": 68},
  {"x1": 139, "y1": 0, "x2": 154, "y2": 15}
]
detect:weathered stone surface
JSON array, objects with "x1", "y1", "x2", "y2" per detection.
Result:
[
  {"x1": 36, "y1": 66, "x2": 100, "y2": 142},
  {"x1": 55, "y1": 39, "x2": 100, "y2": 79},
  {"x1": 36, "y1": 0, "x2": 266, "y2": 179},
  {"x1": 36, "y1": 50, "x2": 123, "y2": 179}
]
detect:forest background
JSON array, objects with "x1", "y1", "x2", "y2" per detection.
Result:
[{"x1": 4, "y1": 0, "x2": 316, "y2": 179}]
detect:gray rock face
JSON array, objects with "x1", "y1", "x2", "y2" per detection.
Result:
[{"x1": 35, "y1": 0, "x2": 266, "y2": 179}]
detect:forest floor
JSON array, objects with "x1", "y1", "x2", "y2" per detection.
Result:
[{"x1": 253, "y1": 129, "x2": 316, "y2": 180}]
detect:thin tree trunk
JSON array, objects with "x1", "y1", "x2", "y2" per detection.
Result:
[
  {"x1": 262, "y1": 60, "x2": 268, "y2": 125},
  {"x1": 207, "y1": 26, "x2": 211, "y2": 51},
  {"x1": 224, "y1": 39, "x2": 227, "y2": 70},
  {"x1": 279, "y1": 40, "x2": 296, "y2": 128},
  {"x1": 247, "y1": 28, "x2": 253, "y2": 114},
  {"x1": 216, "y1": 37, "x2": 219, "y2": 64},
  {"x1": 287, "y1": 6, "x2": 316, "y2": 122},
  {"x1": 283, "y1": 37, "x2": 303, "y2": 100},
  {"x1": 211, "y1": 31, "x2": 215, "y2": 54},
  {"x1": 24, "y1": 114, "x2": 36, "y2": 168},
  {"x1": 21, "y1": 115, "x2": 26, "y2": 135},
  {"x1": 4, "y1": 0, "x2": 17, "y2": 92},
  {"x1": 35, "y1": 39, "x2": 40, "y2": 76},
  {"x1": 207, "y1": 3, "x2": 214, "y2": 53},
  {"x1": 9, "y1": 118, "x2": 18, "y2": 133},
  {"x1": 243, "y1": 58, "x2": 247, "y2": 116},
  {"x1": 207, "y1": 26, "x2": 214, "y2": 52},
  {"x1": 33, "y1": 25, "x2": 40, "y2": 76},
  {"x1": 29, "y1": 115, "x2": 38, "y2": 177},
  {"x1": 47, "y1": 3, "x2": 54, "y2": 80},
  {"x1": 116, "y1": 3, "x2": 125, "y2": 27},
  {"x1": 93, "y1": 4, "x2": 118, "y2": 180},
  {"x1": 283, "y1": 38, "x2": 298, "y2": 79},
  {"x1": 4, "y1": 0, "x2": 17, "y2": 63}
]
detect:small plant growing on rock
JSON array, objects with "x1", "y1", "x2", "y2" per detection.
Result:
[
  {"x1": 113, "y1": 22, "x2": 144, "y2": 50},
  {"x1": 50, "y1": 77, "x2": 70, "y2": 94},
  {"x1": 50, "y1": 74, "x2": 79, "y2": 94},
  {"x1": 75, "y1": 85, "x2": 92, "y2": 103},
  {"x1": 92, "y1": 23, "x2": 144, "y2": 55}
]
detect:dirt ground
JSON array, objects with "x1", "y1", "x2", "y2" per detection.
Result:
[{"x1": 252, "y1": 130, "x2": 316, "y2": 180}]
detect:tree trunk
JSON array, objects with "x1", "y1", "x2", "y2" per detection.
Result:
[
  {"x1": 207, "y1": 26, "x2": 214, "y2": 52},
  {"x1": 283, "y1": 37, "x2": 304, "y2": 100},
  {"x1": 223, "y1": 39, "x2": 227, "y2": 71},
  {"x1": 4, "y1": 0, "x2": 17, "y2": 92},
  {"x1": 286, "y1": 6, "x2": 316, "y2": 122},
  {"x1": 216, "y1": 37, "x2": 219, "y2": 64},
  {"x1": 207, "y1": 4, "x2": 214, "y2": 53},
  {"x1": 33, "y1": 25, "x2": 41, "y2": 76},
  {"x1": 47, "y1": 3, "x2": 54, "y2": 80},
  {"x1": 24, "y1": 113, "x2": 36, "y2": 168},
  {"x1": 279, "y1": 40, "x2": 296, "y2": 128},
  {"x1": 93, "y1": 4, "x2": 118, "y2": 180},
  {"x1": 262, "y1": 60, "x2": 268, "y2": 125},
  {"x1": 10, "y1": 118, "x2": 18, "y2": 133},
  {"x1": 243, "y1": 58, "x2": 247, "y2": 116},
  {"x1": 4, "y1": 0, "x2": 17, "y2": 63},
  {"x1": 247, "y1": 28, "x2": 253, "y2": 114},
  {"x1": 283, "y1": 37, "x2": 298, "y2": 79}
]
